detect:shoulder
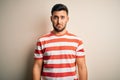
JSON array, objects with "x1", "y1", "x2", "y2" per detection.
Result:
[
  {"x1": 66, "y1": 32, "x2": 76, "y2": 36},
  {"x1": 66, "y1": 32, "x2": 83, "y2": 44},
  {"x1": 67, "y1": 32, "x2": 82, "y2": 40},
  {"x1": 37, "y1": 32, "x2": 52, "y2": 41}
]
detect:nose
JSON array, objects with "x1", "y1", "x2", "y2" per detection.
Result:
[{"x1": 57, "y1": 18, "x2": 61, "y2": 24}]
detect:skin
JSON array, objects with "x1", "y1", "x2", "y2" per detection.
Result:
[
  {"x1": 50, "y1": 10, "x2": 69, "y2": 35},
  {"x1": 33, "y1": 10, "x2": 88, "y2": 80},
  {"x1": 76, "y1": 57, "x2": 88, "y2": 80}
]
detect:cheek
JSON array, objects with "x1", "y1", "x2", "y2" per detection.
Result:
[
  {"x1": 52, "y1": 21, "x2": 57, "y2": 26},
  {"x1": 53, "y1": 21, "x2": 57, "y2": 24},
  {"x1": 63, "y1": 20, "x2": 68, "y2": 24}
]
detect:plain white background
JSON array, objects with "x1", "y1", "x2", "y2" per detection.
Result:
[{"x1": 0, "y1": 0, "x2": 120, "y2": 80}]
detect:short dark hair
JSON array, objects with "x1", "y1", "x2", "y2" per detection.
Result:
[{"x1": 51, "y1": 4, "x2": 68, "y2": 15}]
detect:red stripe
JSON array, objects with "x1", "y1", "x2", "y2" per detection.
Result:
[
  {"x1": 45, "y1": 46, "x2": 76, "y2": 51},
  {"x1": 42, "y1": 72, "x2": 76, "y2": 77},
  {"x1": 78, "y1": 48, "x2": 84, "y2": 52},
  {"x1": 37, "y1": 42, "x2": 42, "y2": 46},
  {"x1": 34, "y1": 49, "x2": 43, "y2": 54},
  {"x1": 37, "y1": 38, "x2": 82, "y2": 46},
  {"x1": 45, "y1": 38, "x2": 80, "y2": 44},
  {"x1": 43, "y1": 54, "x2": 76, "y2": 60},
  {"x1": 44, "y1": 63, "x2": 76, "y2": 68}
]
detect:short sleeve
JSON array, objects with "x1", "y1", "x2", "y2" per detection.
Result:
[
  {"x1": 34, "y1": 39, "x2": 44, "y2": 60},
  {"x1": 76, "y1": 40, "x2": 86, "y2": 58}
]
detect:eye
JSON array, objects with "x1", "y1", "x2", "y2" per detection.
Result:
[
  {"x1": 61, "y1": 16, "x2": 65, "y2": 19},
  {"x1": 53, "y1": 16, "x2": 58, "y2": 20}
]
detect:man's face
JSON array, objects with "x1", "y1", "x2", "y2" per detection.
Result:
[{"x1": 51, "y1": 10, "x2": 69, "y2": 32}]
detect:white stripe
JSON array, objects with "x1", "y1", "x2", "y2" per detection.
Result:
[
  {"x1": 44, "y1": 59, "x2": 75, "y2": 64},
  {"x1": 41, "y1": 75, "x2": 77, "y2": 80},
  {"x1": 39, "y1": 35, "x2": 81, "y2": 42},
  {"x1": 38, "y1": 42, "x2": 78, "y2": 51},
  {"x1": 35, "y1": 46, "x2": 41, "y2": 50},
  {"x1": 44, "y1": 50, "x2": 76, "y2": 56},
  {"x1": 76, "y1": 52, "x2": 85, "y2": 56},
  {"x1": 43, "y1": 67, "x2": 75, "y2": 73},
  {"x1": 76, "y1": 44, "x2": 84, "y2": 51},
  {"x1": 44, "y1": 42, "x2": 78, "y2": 48},
  {"x1": 34, "y1": 53, "x2": 43, "y2": 58}
]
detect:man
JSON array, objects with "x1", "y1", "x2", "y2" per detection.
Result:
[{"x1": 33, "y1": 4, "x2": 88, "y2": 80}]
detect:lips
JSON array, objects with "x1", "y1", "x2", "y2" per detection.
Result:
[{"x1": 57, "y1": 24, "x2": 62, "y2": 27}]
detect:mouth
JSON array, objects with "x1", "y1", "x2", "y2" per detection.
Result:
[
  {"x1": 53, "y1": 24, "x2": 66, "y2": 32},
  {"x1": 57, "y1": 24, "x2": 62, "y2": 27}
]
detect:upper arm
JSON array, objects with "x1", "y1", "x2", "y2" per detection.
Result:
[
  {"x1": 33, "y1": 59, "x2": 43, "y2": 80},
  {"x1": 34, "y1": 39, "x2": 44, "y2": 66},
  {"x1": 33, "y1": 59, "x2": 43, "y2": 68},
  {"x1": 76, "y1": 57, "x2": 87, "y2": 68}
]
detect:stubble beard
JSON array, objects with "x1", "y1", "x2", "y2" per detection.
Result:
[{"x1": 53, "y1": 24, "x2": 66, "y2": 32}]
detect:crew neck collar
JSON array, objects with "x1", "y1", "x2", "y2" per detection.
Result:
[{"x1": 51, "y1": 30, "x2": 68, "y2": 36}]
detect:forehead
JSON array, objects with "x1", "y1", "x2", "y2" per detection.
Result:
[{"x1": 52, "y1": 10, "x2": 68, "y2": 16}]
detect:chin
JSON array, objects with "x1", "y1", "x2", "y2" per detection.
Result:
[{"x1": 53, "y1": 25, "x2": 66, "y2": 32}]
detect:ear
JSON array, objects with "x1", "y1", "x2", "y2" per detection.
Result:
[{"x1": 67, "y1": 16, "x2": 69, "y2": 22}]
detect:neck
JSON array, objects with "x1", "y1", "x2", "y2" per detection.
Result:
[{"x1": 52, "y1": 29, "x2": 67, "y2": 36}]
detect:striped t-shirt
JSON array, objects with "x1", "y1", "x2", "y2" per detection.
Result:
[{"x1": 34, "y1": 31, "x2": 85, "y2": 80}]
